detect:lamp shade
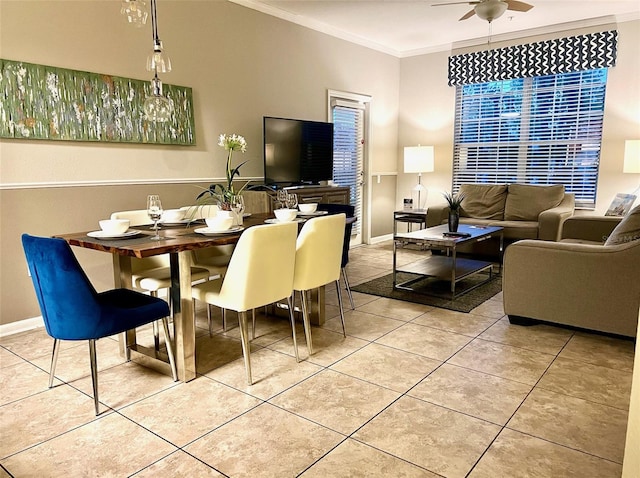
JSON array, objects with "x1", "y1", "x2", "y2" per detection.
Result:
[
  {"x1": 404, "y1": 146, "x2": 434, "y2": 174},
  {"x1": 623, "y1": 140, "x2": 640, "y2": 173}
]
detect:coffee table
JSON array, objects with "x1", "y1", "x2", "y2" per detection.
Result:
[{"x1": 393, "y1": 224, "x2": 503, "y2": 299}]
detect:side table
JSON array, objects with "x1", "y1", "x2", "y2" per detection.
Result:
[{"x1": 394, "y1": 209, "x2": 427, "y2": 234}]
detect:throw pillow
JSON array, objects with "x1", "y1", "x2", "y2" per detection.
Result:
[
  {"x1": 459, "y1": 184, "x2": 507, "y2": 220},
  {"x1": 605, "y1": 205, "x2": 640, "y2": 246},
  {"x1": 504, "y1": 184, "x2": 565, "y2": 221}
]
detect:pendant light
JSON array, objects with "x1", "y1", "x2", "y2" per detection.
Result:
[
  {"x1": 142, "y1": 0, "x2": 173, "y2": 122},
  {"x1": 121, "y1": 0, "x2": 148, "y2": 27}
]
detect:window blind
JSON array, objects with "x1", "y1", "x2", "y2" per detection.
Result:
[
  {"x1": 332, "y1": 103, "x2": 363, "y2": 231},
  {"x1": 453, "y1": 68, "x2": 608, "y2": 208}
]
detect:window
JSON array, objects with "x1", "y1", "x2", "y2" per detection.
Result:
[{"x1": 453, "y1": 68, "x2": 608, "y2": 208}]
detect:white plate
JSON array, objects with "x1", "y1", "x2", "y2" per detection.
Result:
[
  {"x1": 243, "y1": 213, "x2": 252, "y2": 218},
  {"x1": 264, "y1": 218, "x2": 307, "y2": 224},
  {"x1": 297, "y1": 210, "x2": 328, "y2": 217},
  {"x1": 87, "y1": 230, "x2": 140, "y2": 239},
  {"x1": 159, "y1": 218, "x2": 192, "y2": 225},
  {"x1": 194, "y1": 226, "x2": 244, "y2": 236}
]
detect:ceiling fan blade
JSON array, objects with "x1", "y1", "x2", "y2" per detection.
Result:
[
  {"x1": 505, "y1": 0, "x2": 534, "y2": 12},
  {"x1": 459, "y1": 8, "x2": 477, "y2": 20},
  {"x1": 432, "y1": 1, "x2": 480, "y2": 6}
]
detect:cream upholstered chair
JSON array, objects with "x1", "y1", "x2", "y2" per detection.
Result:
[
  {"x1": 192, "y1": 221, "x2": 298, "y2": 385},
  {"x1": 180, "y1": 205, "x2": 236, "y2": 333},
  {"x1": 293, "y1": 214, "x2": 347, "y2": 356},
  {"x1": 110, "y1": 210, "x2": 210, "y2": 347}
]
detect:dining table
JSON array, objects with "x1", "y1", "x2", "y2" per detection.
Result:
[{"x1": 55, "y1": 212, "x2": 333, "y2": 382}]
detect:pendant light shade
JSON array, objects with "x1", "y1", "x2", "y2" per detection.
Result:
[
  {"x1": 121, "y1": 0, "x2": 148, "y2": 27},
  {"x1": 147, "y1": 40, "x2": 172, "y2": 73},
  {"x1": 144, "y1": 75, "x2": 173, "y2": 122}
]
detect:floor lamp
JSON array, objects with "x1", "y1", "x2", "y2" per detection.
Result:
[{"x1": 404, "y1": 145, "x2": 434, "y2": 210}]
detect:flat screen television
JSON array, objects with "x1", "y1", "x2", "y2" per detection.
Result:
[{"x1": 263, "y1": 116, "x2": 334, "y2": 187}]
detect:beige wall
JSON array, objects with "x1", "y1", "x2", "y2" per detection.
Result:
[
  {"x1": 0, "y1": 0, "x2": 400, "y2": 326},
  {"x1": 396, "y1": 20, "x2": 640, "y2": 214}
]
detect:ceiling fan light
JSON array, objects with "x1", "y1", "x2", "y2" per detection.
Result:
[{"x1": 475, "y1": 0, "x2": 508, "y2": 22}]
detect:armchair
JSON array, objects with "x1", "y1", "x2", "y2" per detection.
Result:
[{"x1": 503, "y1": 209, "x2": 640, "y2": 337}]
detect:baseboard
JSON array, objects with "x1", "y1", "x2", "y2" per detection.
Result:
[
  {"x1": 370, "y1": 233, "x2": 393, "y2": 244},
  {"x1": 0, "y1": 316, "x2": 44, "y2": 337}
]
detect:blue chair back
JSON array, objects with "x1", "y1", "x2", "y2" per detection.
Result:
[{"x1": 22, "y1": 234, "x2": 103, "y2": 341}]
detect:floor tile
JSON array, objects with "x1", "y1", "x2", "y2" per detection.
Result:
[
  {"x1": 185, "y1": 403, "x2": 343, "y2": 477},
  {"x1": 507, "y1": 388, "x2": 629, "y2": 463},
  {"x1": 270, "y1": 369, "x2": 401, "y2": 435},
  {"x1": 469, "y1": 428, "x2": 622, "y2": 477},
  {"x1": 449, "y1": 339, "x2": 555, "y2": 385},
  {"x1": 478, "y1": 317, "x2": 573, "y2": 355},
  {"x1": 322, "y1": 310, "x2": 405, "y2": 341},
  {"x1": 0, "y1": 384, "x2": 101, "y2": 459},
  {"x1": 537, "y1": 357, "x2": 633, "y2": 410},
  {"x1": 0, "y1": 360, "x2": 59, "y2": 407},
  {"x1": 121, "y1": 377, "x2": 261, "y2": 447},
  {"x1": 268, "y1": 327, "x2": 369, "y2": 367},
  {"x1": 355, "y1": 297, "x2": 434, "y2": 321},
  {"x1": 354, "y1": 396, "x2": 500, "y2": 478},
  {"x1": 0, "y1": 328, "x2": 72, "y2": 362},
  {"x1": 195, "y1": 332, "x2": 254, "y2": 375},
  {"x1": 131, "y1": 450, "x2": 225, "y2": 477},
  {"x1": 409, "y1": 363, "x2": 532, "y2": 425},
  {"x1": 330, "y1": 342, "x2": 441, "y2": 393},
  {"x1": 1, "y1": 412, "x2": 176, "y2": 477},
  {"x1": 376, "y1": 322, "x2": 472, "y2": 361},
  {"x1": 71, "y1": 360, "x2": 180, "y2": 412},
  {"x1": 205, "y1": 348, "x2": 323, "y2": 400},
  {"x1": 469, "y1": 295, "x2": 505, "y2": 319},
  {"x1": 300, "y1": 438, "x2": 439, "y2": 477},
  {"x1": 221, "y1": 313, "x2": 295, "y2": 347},
  {"x1": 558, "y1": 333, "x2": 636, "y2": 372},
  {"x1": 0, "y1": 347, "x2": 25, "y2": 369},
  {"x1": 413, "y1": 309, "x2": 499, "y2": 337}
]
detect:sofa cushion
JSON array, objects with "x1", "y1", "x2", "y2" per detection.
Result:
[
  {"x1": 504, "y1": 184, "x2": 565, "y2": 221},
  {"x1": 459, "y1": 184, "x2": 507, "y2": 220},
  {"x1": 605, "y1": 205, "x2": 640, "y2": 246}
]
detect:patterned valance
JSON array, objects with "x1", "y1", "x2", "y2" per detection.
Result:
[{"x1": 448, "y1": 30, "x2": 617, "y2": 86}]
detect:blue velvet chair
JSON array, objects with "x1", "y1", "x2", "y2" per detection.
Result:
[{"x1": 22, "y1": 234, "x2": 178, "y2": 415}]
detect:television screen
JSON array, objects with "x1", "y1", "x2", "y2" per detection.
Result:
[{"x1": 263, "y1": 116, "x2": 334, "y2": 186}]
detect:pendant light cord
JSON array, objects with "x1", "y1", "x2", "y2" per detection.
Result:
[{"x1": 151, "y1": 0, "x2": 159, "y2": 44}]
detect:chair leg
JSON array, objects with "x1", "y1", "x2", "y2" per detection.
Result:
[
  {"x1": 151, "y1": 291, "x2": 160, "y2": 351},
  {"x1": 207, "y1": 303, "x2": 213, "y2": 337},
  {"x1": 161, "y1": 317, "x2": 178, "y2": 381},
  {"x1": 287, "y1": 295, "x2": 301, "y2": 362},
  {"x1": 238, "y1": 311, "x2": 252, "y2": 385},
  {"x1": 49, "y1": 339, "x2": 61, "y2": 389},
  {"x1": 298, "y1": 291, "x2": 313, "y2": 357},
  {"x1": 335, "y1": 280, "x2": 347, "y2": 337},
  {"x1": 342, "y1": 267, "x2": 355, "y2": 309},
  {"x1": 88, "y1": 339, "x2": 100, "y2": 416}
]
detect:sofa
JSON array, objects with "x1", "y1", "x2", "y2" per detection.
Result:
[
  {"x1": 426, "y1": 183, "x2": 575, "y2": 256},
  {"x1": 503, "y1": 206, "x2": 640, "y2": 337}
]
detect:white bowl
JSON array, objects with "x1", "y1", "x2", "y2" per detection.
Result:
[
  {"x1": 99, "y1": 219, "x2": 130, "y2": 234},
  {"x1": 274, "y1": 208, "x2": 298, "y2": 222},
  {"x1": 298, "y1": 203, "x2": 318, "y2": 213},
  {"x1": 205, "y1": 216, "x2": 233, "y2": 231},
  {"x1": 162, "y1": 209, "x2": 185, "y2": 222}
]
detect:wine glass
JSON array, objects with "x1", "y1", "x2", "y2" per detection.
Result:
[
  {"x1": 230, "y1": 195, "x2": 245, "y2": 226},
  {"x1": 276, "y1": 189, "x2": 288, "y2": 209},
  {"x1": 285, "y1": 192, "x2": 298, "y2": 209},
  {"x1": 147, "y1": 194, "x2": 163, "y2": 240}
]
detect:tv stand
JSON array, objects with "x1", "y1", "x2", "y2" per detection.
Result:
[{"x1": 242, "y1": 186, "x2": 350, "y2": 213}]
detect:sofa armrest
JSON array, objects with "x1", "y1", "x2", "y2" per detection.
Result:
[
  {"x1": 426, "y1": 203, "x2": 449, "y2": 227},
  {"x1": 560, "y1": 216, "x2": 622, "y2": 243},
  {"x1": 537, "y1": 193, "x2": 575, "y2": 241},
  {"x1": 503, "y1": 239, "x2": 640, "y2": 337}
]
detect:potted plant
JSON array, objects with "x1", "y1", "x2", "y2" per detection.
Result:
[
  {"x1": 195, "y1": 133, "x2": 250, "y2": 217},
  {"x1": 443, "y1": 191, "x2": 465, "y2": 232}
]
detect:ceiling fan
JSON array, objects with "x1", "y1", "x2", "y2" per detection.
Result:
[{"x1": 433, "y1": 0, "x2": 534, "y2": 23}]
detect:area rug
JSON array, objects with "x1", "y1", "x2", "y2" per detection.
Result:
[{"x1": 351, "y1": 272, "x2": 502, "y2": 313}]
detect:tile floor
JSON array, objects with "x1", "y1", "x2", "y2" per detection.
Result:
[{"x1": 0, "y1": 241, "x2": 635, "y2": 477}]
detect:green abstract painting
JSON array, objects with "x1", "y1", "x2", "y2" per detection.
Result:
[{"x1": 0, "y1": 59, "x2": 195, "y2": 145}]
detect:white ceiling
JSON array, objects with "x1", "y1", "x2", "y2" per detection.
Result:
[{"x1": 230, "y1": 0, "x2": 640, "y2": 57}]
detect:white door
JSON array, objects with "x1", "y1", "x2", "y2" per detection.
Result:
[{"x1": 329, "y1": 91, "x2": 370, "y2": 245}]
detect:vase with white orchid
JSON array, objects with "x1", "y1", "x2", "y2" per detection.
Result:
[{"x1": 196, "y1": 133, "x2": 250, "y2": 211}]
